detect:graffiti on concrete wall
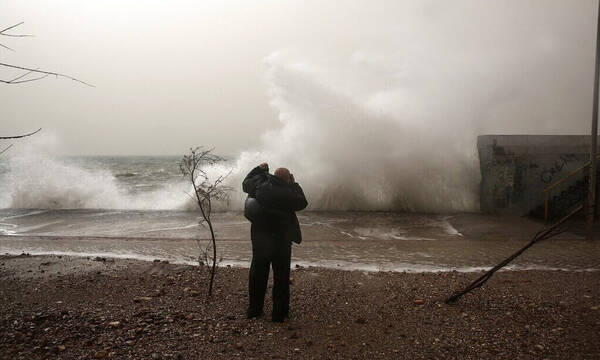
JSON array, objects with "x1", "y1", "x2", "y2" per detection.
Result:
[
  {"x1": 489, "y1": 153, "x2": 518, "y2": 209},
  {"x1": 482, "y1": 151, "x2": 583, "y2": 214},
  {"x1": 539, "y1": 154, "x2": 578, "y2": 184},
  {"x1": 478, "y1": 136, "x2": 592, "y2": 215}
]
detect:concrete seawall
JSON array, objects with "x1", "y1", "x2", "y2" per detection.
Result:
[{"x1": 477, "y1": 135, "x2": 597, "y2": 215}]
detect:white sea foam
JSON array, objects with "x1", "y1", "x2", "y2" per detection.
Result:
[
  {"x1": 0, "y1": 139, "x2": 190, "y2": 210},
  {"x1": 0, "y1": 223, "x2": 18, "y2": 235},
  {"x1": 137, "y1": 223, "x2": 199, "y2": 233},
  {"x1": 4, "y1": 249, "x2": 596, "y2": 274}
]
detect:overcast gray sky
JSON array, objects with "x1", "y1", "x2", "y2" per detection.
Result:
[{"x1": 1, "y1": 1, "x2": 598, "y2": 155}]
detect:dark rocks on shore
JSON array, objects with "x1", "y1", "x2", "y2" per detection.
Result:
[{"x1": 0, "y1": 255, "x2": 599, "y2": 359}]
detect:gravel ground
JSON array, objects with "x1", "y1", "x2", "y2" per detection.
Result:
[{"x1": 0, "y1": 254, "x2": 599, "y2": 359}]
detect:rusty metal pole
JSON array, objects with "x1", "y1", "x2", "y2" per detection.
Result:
[{"x1": 587, "y1": 0, "x2": 600, "y2": 240}]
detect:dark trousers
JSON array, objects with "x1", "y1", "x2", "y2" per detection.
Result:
[{"x1": 248, "y1": 224, "x2": 292, "y2": 321}]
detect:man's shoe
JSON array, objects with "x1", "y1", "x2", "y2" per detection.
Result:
[
  {"x1": 246, "y1": 310, "x2": 264, "y2": 319},
  {"x1": 271, "y1": 313, "x2": 288, "y2": 323}
]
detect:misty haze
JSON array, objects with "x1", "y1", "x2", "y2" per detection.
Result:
[{"x1": 1, "y1": 1, "x2": 599, "y2": 359}]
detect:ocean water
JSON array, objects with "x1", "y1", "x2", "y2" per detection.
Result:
[
  {"x1": 0, "y1": 156, "x2": 191, "y2": 210},
  {"x1": 0, "y1": 156, "x2": 598, "y2": 272}
]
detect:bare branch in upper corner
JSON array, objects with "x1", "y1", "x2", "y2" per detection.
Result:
[
  {"x1": 0, "y1": 42, "x2": 14, "y2": 51},
  {"x1": 0, "y1": 22, "x2": 34, "y2": 38},
  {"x1": 0, "y1": 62, "x2": 94, "y2": 87},
  {"x1": 0, "y1": 21, "x2": 92, "y2": 86},
  {"x1": 0, "y1": 128, "x2": 42, "y2": 140},
  {"x1": 0, "y1": 22, "x2": 32, "y2": 51},
  {"x1": 2, "y1": 68, "x2": 50, "y2": 84},
  {"x1": 0, "y1": 144, "x2": 14, "y2": 156}
]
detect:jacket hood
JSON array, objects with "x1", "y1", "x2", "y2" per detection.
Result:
[{"x1": 266, "y1": 173, "x2": 290, "y2": 187}]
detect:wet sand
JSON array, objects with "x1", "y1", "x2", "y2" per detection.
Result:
[
  {"x1": 1, "y1": 254, "x2": 599, "y2": 359},
  {"x1": 1, "y1": 212, "x2": 598, "y2": 272}
]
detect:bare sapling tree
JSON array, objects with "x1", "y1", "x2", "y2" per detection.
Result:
[{"x1": 180, "y1": 147, "x2": 232, "y2": 298}]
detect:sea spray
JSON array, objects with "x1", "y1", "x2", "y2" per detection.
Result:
[
  {"x1": 221, "y1": 52, "x2": 482, "y2": 212},
  {"x1": 0, "y1": 139, "x2": 190, "y2": 210},
  {"x1": 220, "y1": 0, "x2": 594, "y2": 212}
]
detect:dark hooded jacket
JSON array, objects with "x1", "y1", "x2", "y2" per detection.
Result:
[{"x1": 242, "y1": 166, "x2": 308, "y2": 244}]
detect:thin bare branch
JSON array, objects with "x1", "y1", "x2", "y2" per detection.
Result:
[
  {"x1": 445, "y1": 205, "x2": 582, "y2": 304},
  {"x1": 0, "y1": 144, "x2": 13, "y2": 156},
  {"x1": 0, "y1": 22, "x2": 24, "y2": 33},
  {"x1": 1, "y1": 68, "x2": 50, "y2": 84},
  {"x1": 1, "y1": 74, "x2": 49, "y2": 84},
  {"x1": 0, "y1": 62, "x2": 93, "y2": 87},
  {"x1": 0, "y1": 128, "x2": 41, "y2": 140},
  {"x1": 0, "y1": 42, "x2": 14, "y2": 51},
  {"x1": 0, "y1": 22, "x2": 33, "y2": 37},
  {"x1": 183, "y1": 191, "x2": 196, "y2": 201},
  {"x1": 8, "y1": 69, "x2": 37, "y2": 82}
]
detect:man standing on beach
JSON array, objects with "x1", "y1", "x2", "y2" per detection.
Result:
[{"x1": 242, "y1": 163, "x2": 308, "y2": 322}]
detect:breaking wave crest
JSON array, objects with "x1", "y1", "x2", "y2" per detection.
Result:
[
  {"x1": 220, "y1": 52, "x2": 483, "y2": 212},
  {"x1": 0, "y1": 151, "x2": 189, "y2": 210}
]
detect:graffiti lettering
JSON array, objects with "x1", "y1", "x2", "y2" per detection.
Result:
[{"x1": 540, "y1": 154, "x2": 578, "y2": 184}]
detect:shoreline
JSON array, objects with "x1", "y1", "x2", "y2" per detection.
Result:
[
  {"x1": 2, "y1": 214, "x2": 599, "y2": 274},
  {"x1": 1, "y1": 254, "x2": 599, "y2": 359},
  {"x1": 3, "y1": 249, "x2": 599, "y2": 274}
]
